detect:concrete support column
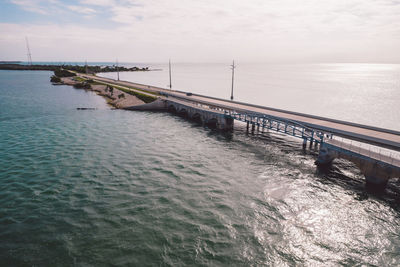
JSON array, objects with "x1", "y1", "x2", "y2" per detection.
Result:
[
  {"x1": 362, "y1": 163, "x2": 390, "y2": 191},
  {"x1": 217, "y1": 116, "x2": 234, "y2": 131},
  {"x1": 246, "y1": 121, "x2": 250, "y2": 132},
  {"x1": 251, "y1": 123, "x2": 255, "y2": 134},
  {"x1": 302, "y1": 138, "x2": 307, "y2": 151},
  {"x1": 315, "y1": 146, "x2": 337, "y2": 166}
]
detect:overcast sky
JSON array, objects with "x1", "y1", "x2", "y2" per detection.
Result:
[{"x1": 1, "y1": 0, "x2": 400, "y2": 63}]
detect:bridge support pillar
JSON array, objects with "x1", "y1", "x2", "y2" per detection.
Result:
[
  {"x1": 251, "y1": 123, "x2": 255, "y2": 134},
  {"x1": 317, "y1": 144, "x2": 400, "y2": 191},
  {"x1": 309, "y1": 139, "x2": 313, "y2": 149},
  {"x1": 315, "y1": 146, "x2": 337, "y2": 166},
  {"x1": 217, "y1": 116, "x2": 234, "y2": 131},
  {"x1": 361, "y1": 162, "x2": 391, "y2": 191},
  {"x1": 246, "y1": 121, "x2": 249, "y2": 132},
  {"x1": 302, "y1": 138, "x2": 307, "y2": 151}
]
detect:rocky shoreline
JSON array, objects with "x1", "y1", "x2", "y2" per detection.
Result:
[{"x1": 53, "y1": 74, "x2": 152, "y2": 109}]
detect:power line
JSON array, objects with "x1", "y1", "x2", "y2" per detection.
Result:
[
  {"x1": 230, "y1": 60, "x2": 236, "y2": 100},
  {"x1": 168, "y1": 59, "x2": 172, "y2": 89}
]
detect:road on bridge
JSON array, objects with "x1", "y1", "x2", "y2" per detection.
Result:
[{"x1": 79, "y1": 73, "x2": 400, "y2": 151}]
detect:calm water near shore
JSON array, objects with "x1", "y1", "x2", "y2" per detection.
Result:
[{"x1": 1, "y1": 69, "x2": 400, "y2": 266}]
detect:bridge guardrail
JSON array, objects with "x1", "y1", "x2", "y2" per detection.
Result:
[{"x1": 326, "y1": 137, "x2": 400, "y2": 167}]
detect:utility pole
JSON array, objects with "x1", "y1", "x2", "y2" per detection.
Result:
[
  {"x1": 230, "y1": 60, "x2": 236, "y2": 100},
  {"x1": 116, "y1": 58, "x2": 120, "y2": 81},
  {"x1": 168, "y1": 59, "x2": 172, "y2": 90},
  {"x1": 25, "y1": 37, "x2": 32, "y2": 65}
]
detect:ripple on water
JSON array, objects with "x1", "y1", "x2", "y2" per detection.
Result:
[{"x1": 1, "y1": 71, "x2": 400, "y2": 265}]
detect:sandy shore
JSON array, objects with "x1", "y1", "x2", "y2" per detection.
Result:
[{"x1": 60, "y1": 77, "x2": 145, "y2": 108}]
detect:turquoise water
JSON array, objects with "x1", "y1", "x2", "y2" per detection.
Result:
[{"x1": 1, "y1": 70, "x2": 400, "y2": 266}]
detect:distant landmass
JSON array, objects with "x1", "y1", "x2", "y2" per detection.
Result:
[
  {"x1": 0, "y1": 63, "x2": 149, "y2": 73},
  {"x1": 0, "y1": 61, "x2": 22, "y2": 64}
]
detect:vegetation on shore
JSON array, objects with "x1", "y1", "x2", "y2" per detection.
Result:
[
  {"x1": 54, "y1": 69, "x2": 76, "y2": 77},
  {"x1": 50, "y1": 75, "x2": 61, "y2": 83},
  {"x1": 49, "y1": 70, "x2": 157, "y2": 105},
  {"x1": 89, "y1": 80, "x2": 158, "y2": 103},
  {"x1": 73, "y1": 82, "x2": 91, "y2": 89},
  {"x1": 73, "y1": 76, "x2": 88, "y2": 82},
  {"x1": 111, "y1": 86, "x2": 157, "y2": 103}
]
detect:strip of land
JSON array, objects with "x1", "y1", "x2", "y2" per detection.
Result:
[
  {"x1": 0, "y1": 63, "x2": 149, "y2": 73},
  {"x1": 61, "y1": 77, "x2": 148, "y2": 108},
  {"x1": 52, "y1": 70, "x2": 158, "y2": 109},
  {"x1": 1, "y1": 64, "x2": 158, "y2": 109}
]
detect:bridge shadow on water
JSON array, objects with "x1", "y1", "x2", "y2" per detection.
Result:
[
  {"x1": 315, "y1": 160, "x2": 400, "y2": 211},
  {"x1": 164, "y1": 112, "x2": 400, "y2": 211},
  {"x1": 239, "y1": 124, "x2": 400, "y2": 210}
]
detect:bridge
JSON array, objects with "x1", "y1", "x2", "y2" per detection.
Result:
[{"x1": 78, "y1": 73, "x2": 400, "y2": 190}]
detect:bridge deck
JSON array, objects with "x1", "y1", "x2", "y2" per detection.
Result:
[
  {"x1": 326, "y1": 139, "x2": 400, "y2": 167},
  {"x1": 80, "y1": 74, "x2": 400, "y2": 151}
]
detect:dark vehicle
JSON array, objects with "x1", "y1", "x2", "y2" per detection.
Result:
[
  {"x1": 186, "y1": 92, "x2": 193, "y2": 96},
  {"x1": 160, "y1": 92, "x2": 169, "y2": 97}
]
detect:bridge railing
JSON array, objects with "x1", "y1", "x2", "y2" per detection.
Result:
[
  {"x1": 325, "y1": 137, "x2": 400, "y2": 167},
  {"x1": 165, "y1": 94, "x2": 333, "y2": 145},
  {"x1": 224, "y1": 110, "x2": 329, "y2": 145}
]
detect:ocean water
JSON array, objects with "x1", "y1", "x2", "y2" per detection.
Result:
[
  {"x1": 100, "y1": 63, "x2": 400, "y2": 131},
  {"x1": 1, "y1": 69, "x2": 400, "y2": 266}
]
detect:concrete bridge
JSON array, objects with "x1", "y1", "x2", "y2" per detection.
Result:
[
  {"x1": 317, "y1": 139, "x2": 400, "y2": 190},
  {"x1": 79, "y1": 73, "x2": 400, "y2": 190},
  {"x1": 165, "y1": 98, "x2": 234, "y2": 130}
]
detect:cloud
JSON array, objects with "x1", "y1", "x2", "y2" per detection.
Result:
[
  {"x1": 79, "y1": 0, "x2": 115, "y2": 7},
  {"x1": 10, "y1": 0, "x2": 52, "y2": 14},
  {"x1": 2, "y1": 0, "x2": 400, "y2": 62},
  {"x1": 67, "y1": 5, "x2": 96, "y2": 15}
]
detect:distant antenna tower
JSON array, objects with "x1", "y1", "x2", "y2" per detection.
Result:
[
  {"x1": 116, "y1": 58, "x2": 120, "y2": 81},
  {"x1": 25, "y1": 37, "x2": 32, "y2": 65}
]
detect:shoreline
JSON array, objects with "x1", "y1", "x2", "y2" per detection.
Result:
[{"x1": 56, "y1": 76, "x2": 154, "y2": 109}]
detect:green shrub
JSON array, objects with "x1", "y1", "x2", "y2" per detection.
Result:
[
  {"x1": 73, "y1": 77, "x2": 86, "y2": 82},
  {"x1": 73, "y1": 82, "x2": 91, "y2": 89},
  {"x1": 50, "y1": 75, "x2": 61, "y2": 83},
  {"x1": 117, "y1": 87, "x2": 157, "y2": 103},
  {"x1": 54, "y1": 68, "x2": 76, "y2": 77}
]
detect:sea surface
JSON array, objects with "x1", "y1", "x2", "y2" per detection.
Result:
[
  {"x1": 100, "y1": 62, "x2": 400, "y2": 131},
  {"x1": 1, "y1": 68, "x2": 400, "y2": 266}
]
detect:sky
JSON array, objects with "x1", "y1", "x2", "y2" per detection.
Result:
[{"x1": 0, "y1": 0, "x2": 400, "y2": 63}]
